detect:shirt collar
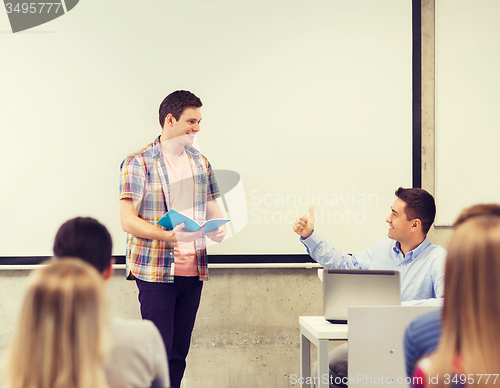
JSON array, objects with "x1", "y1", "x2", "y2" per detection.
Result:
[
  {"x1": 393, "y1": 236, "x2": 431, "y2": 260},
  {"x1": 152, "y1": 135, "x2": 161, "y2": 157},
  {"x1": 185, "y1": 144, "x2": 200, "y2": 156},
  {"x1": 151, "y1": 136, "x2": 200, "y2": 157}
]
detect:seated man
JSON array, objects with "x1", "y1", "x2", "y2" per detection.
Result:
[
  {"x1": 53, "y1": 217, "x2": 170, "y2": 388},
  {"x1": 403, "y1": 203, "x2": 500, "y2": 378},
  {"x1": 293, "y1": 187, "x2": 446, "y2": 387}
]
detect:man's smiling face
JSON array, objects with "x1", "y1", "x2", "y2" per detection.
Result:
[
  {"x1": 167, "y1": 106, "x2": 202, "y2": 146},
  {"x1": 386, "y1": 198, "x2": 414, "y2": 242}
]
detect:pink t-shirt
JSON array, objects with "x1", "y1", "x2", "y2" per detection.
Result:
[{"x1": 161, "y1": 147, "x2": 198, "y2": 277}]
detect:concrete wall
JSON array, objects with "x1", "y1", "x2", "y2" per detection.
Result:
[
  {"x1": 421, "y1": 0, "x2": 454, "y2": 248},
  {"x1": 0, "y1": 2, "x2": 453, "y2": 387}
]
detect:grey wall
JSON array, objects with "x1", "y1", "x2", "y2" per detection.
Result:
[{"x1": 0, "y1": 2, "x2": 454, "y2": 388}]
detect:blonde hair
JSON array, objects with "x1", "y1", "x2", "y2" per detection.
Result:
[
  {"x1": 6, "y1": 259, "x2": 109, "y2": 388},
  {"x1": 428, "y1": 215, "x2": 500, "y2": 386}
]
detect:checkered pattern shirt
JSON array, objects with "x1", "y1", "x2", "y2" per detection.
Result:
[{"x1": 120, "y1": 136, "x2": 220, "y2": 282}]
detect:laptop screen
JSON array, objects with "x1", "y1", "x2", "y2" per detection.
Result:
[{"x1": 323, "y1": 269, "x2": 401, "y2": 324}]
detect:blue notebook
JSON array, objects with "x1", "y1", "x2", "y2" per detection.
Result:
[{"x1": 157, "y1": 208, "x2": 229, "y2": 234}]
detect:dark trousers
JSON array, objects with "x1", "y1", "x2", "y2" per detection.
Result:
[{"x1": 136, "y1": 276, "x2": 203, "y2": 388}]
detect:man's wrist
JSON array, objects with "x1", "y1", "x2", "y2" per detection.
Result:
[
  {"x1": 162, "y1": 230, "x2": 176, "y2": 243},
  {"x1": 303, "y1": 229, "x2": 314, "y2": 239}
]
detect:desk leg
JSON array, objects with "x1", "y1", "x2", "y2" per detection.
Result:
[
  {"x1": 318, "y1": 339, "x2": 330, "y2": 388},
  {"x1": 300, "y1": 334, "x2": 311, "y2": 388}
]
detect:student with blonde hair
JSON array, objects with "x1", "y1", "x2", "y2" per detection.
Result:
[
  {"x1": 5, "y1": 259, "x2": 109, "y2": 388},
  {"x1": 410, "y1": 205, "x2": 500, "y2": 387}
]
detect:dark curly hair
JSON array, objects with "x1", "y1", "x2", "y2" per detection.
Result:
[
  {"x1": 395, "y1": 187, "x2": 436, "y2": 234},
  {"x1": 158, "y1": 90, "x2": 202, "y2": 128}
]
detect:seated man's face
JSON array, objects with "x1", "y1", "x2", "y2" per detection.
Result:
[{"x1": 386, "y1": 198, "x2": 414, "y2": 242}]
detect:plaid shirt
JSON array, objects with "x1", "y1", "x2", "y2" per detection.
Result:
[{"x1": 119, "y1": 136, "x2": 220, "y2": 282}]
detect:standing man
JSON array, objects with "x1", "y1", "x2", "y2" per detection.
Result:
[
  {"x1": 120, "y1": 90, "x2": 226, "y2": 388},
  {"x1": 293, "y1": 187, "x2": 446, "y2": 387}
]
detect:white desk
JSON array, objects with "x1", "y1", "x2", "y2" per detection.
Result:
[{"x1": 299, "y1": 316, "x2": 348, "y2": 388}]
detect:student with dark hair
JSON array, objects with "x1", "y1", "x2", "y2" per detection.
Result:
[
  {"x1": 158, "y1": 90, "x2": 203, "y2": 126},
  {"x1": 293, "y1": 187, "x2": 446, "y2": 388},
  {"x1": 54, "y1": 217, "x2": 170, "y2": 388},
  {"x1": 120, "y1": 90, "x2": 226, "y2": 388},
  {"x1": 54, "y1": 217, "x2": 113, "y2": 273},
  {"x1": 404, "y1": 203, "x2": 500, "y2": 379},
  {"x1": 393, "y1": 187, "x2": 436, "y2": 234}
]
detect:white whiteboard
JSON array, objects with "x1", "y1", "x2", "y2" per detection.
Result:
[
  {"x1": 435, "y1": 0, "x2": 500, "y2": 226},
  {"x1": 0, "y1": 0, "x2": 412, "y2": 257}
]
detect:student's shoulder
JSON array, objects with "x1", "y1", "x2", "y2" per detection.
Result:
[
  {"x1": 109, "y1": 317, "x2": 160, "y2": 338},
  {"x1": 429, "y1": 242, "x2": 446, "y2": 254},
  {"x1": 427, "y1": 242, "x2": 447, "y2": 264},
  {"x1": 407, "y1": 308, "x2": 441, "y2": 337},
  {"x1": 121, "y1": 140, "x2": 158, "y2": 165},
  {"x1": 405, "y1": 309, "x2": 441, "y2": 361}
]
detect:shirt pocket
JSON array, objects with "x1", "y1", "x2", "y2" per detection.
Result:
[
  {"x1": 143, "y1": 172, "x2": 166, "y2": 216},
  {"x1": 193, "y1": 169, "x2": 208, "y2": 185}
]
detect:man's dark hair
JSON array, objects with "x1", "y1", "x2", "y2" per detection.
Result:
[
  {"x1": 158, "y1": 90, "x2": 202, "y2": 128},
  {"x1": 53, "y1": 217, "x2": 112, "y2": 274},
  {"x1": 395, "y1": 187, "x2": 436, "y2": 234}
]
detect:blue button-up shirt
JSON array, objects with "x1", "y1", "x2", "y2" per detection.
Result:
[{"x1": 301, "y1": 231, "x2": 446, "y2": 304}]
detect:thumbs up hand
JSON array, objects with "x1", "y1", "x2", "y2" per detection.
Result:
[{"x1": 292, "y1": 206, "x2": 315, "y2": 239}]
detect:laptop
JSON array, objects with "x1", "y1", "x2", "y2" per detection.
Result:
[{"x1": 323, "y1": 269, "x2": 401, "y2": 324}]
